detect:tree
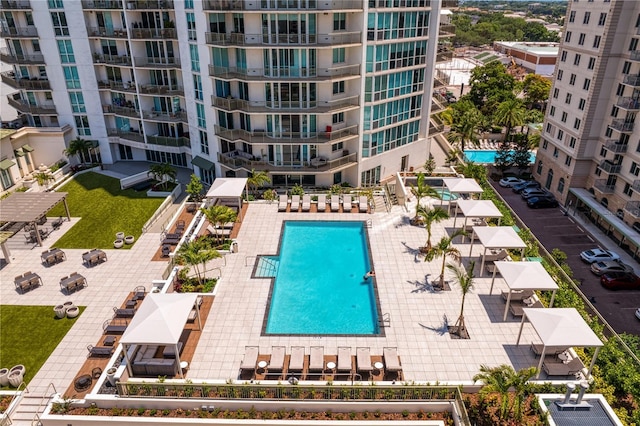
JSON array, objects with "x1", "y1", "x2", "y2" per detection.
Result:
[
  {"x1": 424, "y1": 154, "x2": 436, "y2": 176},
  {"x1": 521, "y1": 73, "x2": 551, "y2": 109},
  {"x1": 63, "y1": 137, "x2": 93, "y2": 165},
  {"x1": 247, "y1": 169, "x2": 270, "y2": 197},
  {"x1": 468, "y1": 62, "x2": 517, "y2": 115},
  {"x1": 509, "y1": 366, "x2": 538, "y2": 421},
  {"x1": 148, "y1": 163, "x2": 177, "y2": 191},
  {"x1": 176, "y1": 239, "x2": 221, "y2": 286},
  {"x1": 494, "y1": 141, "x2": 514, "y2": 175},
  {"x1": 425, "y1": 228, "x2": 467, "y2": 290},
  {"x1": 201, "y1": 205, "x2": 237, "y2": 245},
  {"x1": 511, "y1": 137, "x2": 532, "y2": 174},
  {"x1": 442, "y1": 103, "x2": 483, "y2": 152},
  {"x1": 409, "y1": 172, "x2": 440, "y2": 225},
  {"x1": 416, "y1": 205, "x2": 449, "y2": 253},
  {"x1": 494, "y1": 98, "x2": 526, "y2": 143},
  {"x1": 186, "y1": 174, "x2": 204, "y2": 202},
  {"x1": 447, "y1": 260, "x2": 475, "y2": 338},
  {"x1": 473, "y1": 364, "x2": 537, "y2": 421}
]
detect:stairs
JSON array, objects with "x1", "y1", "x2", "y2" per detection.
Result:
[{"x1": 7, "y1": 393, "x2": 47, "y2": 426}]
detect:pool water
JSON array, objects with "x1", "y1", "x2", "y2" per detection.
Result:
[
  {"x1": 464, "y1": 150, "x2": 536, "y2": 164},
  {"x1": 435, "y1": 188, "x2": 458, "y2": 201},
  {"x1": 264, "y1": 221, "x2": 380, "y2": 335}
]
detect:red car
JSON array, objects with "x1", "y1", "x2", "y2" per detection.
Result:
[{"x1": 600, "y1": 272, "x2": 640, "y2": 290}]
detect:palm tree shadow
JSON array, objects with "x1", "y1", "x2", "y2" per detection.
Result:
[
  {"x1": 401, "y1": 241, "x2": 423, "y2": 263},
  {"x1": 408, "y1": 274, "x2": 436, "y2": 293},
  {"x1": 419, "y1": 315, "x2": 450, "y2": 336},
  {"x1": 394, "y1": 216, "x2": 412, "y2": 228}
]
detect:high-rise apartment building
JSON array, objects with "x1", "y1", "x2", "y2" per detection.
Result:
[
  {"x1": 535, "y1": 0, "x2": 640, "y2": 251},
  {"x1": 1, "y1": 0, "x2": 454, "y2": 188}
]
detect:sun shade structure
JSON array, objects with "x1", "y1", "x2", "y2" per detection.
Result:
[
  {"x1": 120, "y1": 293, "x2": 201, "y2": 379},
  {"x1": 0, "y1": 192, "x2": 70, "y2": 249},
  {"x1": 516, "y1": 308, "x2": 603, "y2": 379},
  {"x1": 440, "y1": 178, "x2": 484, "y2": 213},
  {"x1": 468, "y1": 226, "x2": 527, "y2": 276},
  {"x1": 205, "y1": 177, "x2": 248, "y2": 221},
  {"x1": 453, "y1": 199, "x2": 503, "y2": 235},
  {"x1": 489, "y1": 261, "x2": 559, "y2": 320}
]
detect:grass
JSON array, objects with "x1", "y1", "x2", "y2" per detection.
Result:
[
  {"x1": 47, "y1": 172, "x2": 164, "y2": 249},
  {"x1": 0, "y1": 305, "x2": 84, "y2": 387}
]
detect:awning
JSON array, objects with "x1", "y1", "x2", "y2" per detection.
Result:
[
  {"x1": 191, "y1": 155, "x2": 215, "y2": 171},
  {"x1": 14, "y1": 148, "x2": 25, "y2": 157},
  {"x1": 21, "y1": 144, "x2": 34, "y2": 152},
  {"x1": 0, "y1": 159, "x2": 16, "y2": 170}
]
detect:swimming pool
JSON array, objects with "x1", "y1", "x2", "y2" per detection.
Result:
[
  {"x1": 263, "y1": 221, "x2": 380, "y2": 335},
  {"x1": 464, "y1": 150, "x2": 536, "y2": 164},
  {"x1": 435, "y1": 188, "x2": 458, "y2": 201}
]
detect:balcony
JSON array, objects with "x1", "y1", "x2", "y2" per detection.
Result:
[
  {"x1": 205, "y1": 31, "x2": 361, "y2": 47},
  {"x1": 97, "y1": 80, "x2": 136, "y2": 93},
  {"x1": 609, "y1": 119, "x2": 635, "y2": 133},
  {"x1": 616, "y1": 97, "x2": 640, "y2": 111},
  {"x1": 130, "y1": 28, "x2": 177, "y2": 39},
  {"x1": 107, "y1": 128, "x2": 145, "y2": 143},
  {"x1": 0, "y1": 26, "x2": 38, "y2": 38},
  {"x1": 624, "y1": 201, "x2": 640, "y2": 218},
  {"x1": 633, "y1": 180, "x2": 640, "y2": 192},
  {"x1": 87, "y1": 27, "x2": 128, "y2": 38},
  {"x1": 1, "y1": 73, "x2": 50, "y2": 90},
  {"x1": 604, "y1": 139, "x2": 628, "y2": 153},
  {"x1": 442, "y1": 0, "x2": 459, "y2": 7},
  {"x1": 211, "y1": 95, "x2": 359, "y2": 114},
  {"x1": 623, "y1": 75, "x2": 640, "y2": 86},
  {"x1": 139, "y1": 84, "x2": 184, "y2": 96},
  {"x1": 436, "y1": 50, "x2": 453, "y2": 63},
  {"x1": 143, "y1": 110, "x2": 187, "y2": 123},
  {"x1": 630, "y1": 50, "x2": 640, "y2": 62},
  {"x1": 103, "y1": 104, "x2": 141, "y2": 119},
  {"x1": 7, "y1": 97, "x2": 56, "y2": 114},
  {"x1": 208, "y1": 64, "x2": 360, "y2": 82},
  {"x1": 215, "y1": 124, "x2": 358, "y2": 145},
  {"x1": 93, "y1": 54, "x2": 132, "y2": 66},
  {"x1": 1, "y1": 0, "x2": 31, "y2": 9},
  {"x1": 147, "y1": 135, "x2": 190, "y2": 147},
  {"x1": 135, "y1": 57, "x2": 180, "y2": 68},
  {"x1": 203, "y1": 0, "x2": 362, "y2": 11},
  {"x1": 439, "y1": 24, "x2": 455, "y2": 37},
  {"x1": 126, "y1": 0, "x2": 174, "y2": 9},
  {"x1": 0, "y1": 48, "x2": 44, "y2": 64},
  {"x1": 433, "y1": 70, "x2": 450, "y2": 88},
  {"x1": 218, "y1": 151, "x2": 358, "y2": 173},
  {"x1": 599, "y1": 160, "x2": 621, "y2": 174},
  {"x1": 82, "y1": 0, "x2": 123, "y2": 8},
  {"x1": 429, "y1": 121, "x2": 445, "y2": 136},
  {"x1": 594, "y1": 179, "x2": 616, "y2": 194}
]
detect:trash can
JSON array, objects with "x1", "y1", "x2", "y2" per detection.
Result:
[{"x1": 231, "y1": 241, "x2": 238, "y2": 253}]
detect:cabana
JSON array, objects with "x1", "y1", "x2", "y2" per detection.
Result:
[
  {"x1": 516, "y1": 308, "x2": 603, "y2": 379},
  {"x1": 120, "y1": 293, "x2": 202, "y2": 379},
  {"x1": 452, "y1": 199, "x2": 503, "y2": 241},
  {"x1": 440, "y1": 178, "x2": 484, "y2": 213},
  {"x1": 489, "y1": 261, "x2": 559, "y2": 320},
  {"x1": 469, "y1": 226, "x2": 526, "y2": 276},
  {"x1": 205, "y1": 177, "x2": 248, "y2": 221}
]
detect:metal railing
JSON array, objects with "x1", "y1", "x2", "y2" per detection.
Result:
[
  {"x1": 147, "y1": 135, "x2": 190, "y2": 147},
  {"x1": 93, "y1": 54, "x2": 132, "y2": 65},
  {"x1": 624, "y1": 201, "x2": 640, "y2": 218},
  {"x1": 609, "y1": 119, "x2": 634, "y2": 132},
  {"x1": 593, "y1": 179, "x2": 615, "y2": 194},
  {"x1": 439, "y1": 24, "x2": 455, "y2": 37},
  {"x1": 203, "y1": 0, "x2": 363, "y2": 11},
  {"x1": 7, "y1": 97, "x2": 56, "y2": 114},
  {"x1": 205, "y1": 31, "x2": 361, "y2": 46},
  {"x1": 103, "y1": 104, "x2": 141, "y2": 118},
  {"x1": 0, "y1": 26, "x2": 38, "y2": 37},
  {"x1": 603, "y1": 139, "x2": 628, "y2": 153},
  {"x1": 623, "y1": 74, "x2": 640, "y2": 86},
  {"x1": 97, "y1": 80, "x2": 136, "y2": 92},
  {"x1": 31, "y1": 382, "x2": 56, "y2": 426},
  {"x1": 211, "y1": 95, "x2": 359, "y2": 113},
  {"x1": 107, "y1": 128, "x2": 145, "y2": 143},
  {"x1": 1, "y1": 73, "x2": 50, "y2": 90},
  {"x1": 633, "y1": 180, "x2": 640, "y2": 192},
  {"x1": 126, "y1": 0, "x2": 173, "y2": 8},
  {"x1": 130, "y1": 27, "x2": 177, "y2": 39},
  {"x1": 87, "y1": 26, "x2": 128, "y2": 38},
  {"x1": 0, "y1": 48, "x2": 44, "y2": 64},
  {"x1": 0, "y1": 0, "x2": 31, "y2": 9},
  {"x1": 208, "y1": 64, "x2": 360, "y2": 80},
  {"x1": 599, "y1": 160, "x2": 621, "y2": 174},
  {"x1": 143, "y1": 110, "x2": 187, "y2": 123},
  {"x1": 139, "y1": 84, "x2": 184, "y2": 96},
  {"x1": 629, "y1": 50, "x2": 640, "y2": 61},
  {"x1": 215, "y1": 124, "x2": 358, "y2": 145},
  {"x1": 218, "y1": 150, "x2": 357, "y2": 172},
  {"x1": 81, "y1": 0, "x2": 123, "y2": 8},
  {"x1": 135, "y1": 56, "x2": 181, "y2": 67},
  {"x1": 616, "y1": 96, "x2": 640, "y2": 110}
]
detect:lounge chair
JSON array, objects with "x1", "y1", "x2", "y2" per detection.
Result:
[
  {"x1": 301, "y1": 194, "x2": 311, "y2": 212},
  {"x1": 542, "y1": 357, "x2": 584, "y2": 376},
  {"x1": 337, "y1": 347, "x2": 352, "y2": 373},
  {"x1": 485, "y1": 249, "x2": 509, "y2": 262},
  {"x1": 509, "y1": 299, "x2": 543, "y2": 317},
  {"x1": 309, "y1": 346, "x2": 324, "y2": 372},
  {"x1": 289, "y1": 346, "x2": 305, "y2": 373},
  {"x1": 501, "y1": 289, "x2": 534, "y2": 301},
  {"x1": 278, "y1": 194, "x2": 288, "y2": 212},
  {"x1": 330, "y1": 195, "x2": 340, "y2": 212},
  {"x1": 342, "y1": 194, "x2": 352, "y2": 213},
  {"x1": 267, "y1": 346, "x2": 286, "y2": 376},
  {"x1": 240, "y1": 346, "x2": 259, "y2": 376},
  {"x1": 359, "y1": 196, "x2": 368, "y2": 213},
  {"x1": 317, "y1": 194, "x2": 327, "y2": 212},
  {"x1": 356, "y1": 347, "x2": 373, "y2": 373},
  {"x1": 87, "y1": 344, "x2": 114, "y2": 358},
  {"x1": 290, "y1": 195, "x2": 300, "y2": 212},
  {"x1": 383, "y1": 347, "x2": 401, "y2": 374},
  {"x1": 531, "y1": 343, "x2": 570, "y2": 357}
]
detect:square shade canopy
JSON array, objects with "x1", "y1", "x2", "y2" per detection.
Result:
[
  {"x1": 469, "y1": 226, "x2": 527, "y2": 277},
  {"x1": 453, "y1": 199, "x2": 503, "y2": 229},
  {"x1": 443, "y1": 178, "x2": 484, "y2": 194}
]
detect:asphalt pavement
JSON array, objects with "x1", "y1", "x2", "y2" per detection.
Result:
[{"x1": 490, "y1": 181, "x2": 640, "y2": 337}]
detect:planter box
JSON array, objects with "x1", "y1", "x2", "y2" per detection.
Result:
[{"x1": 146, "y1": 190, "x2": 173, "y2": 198}]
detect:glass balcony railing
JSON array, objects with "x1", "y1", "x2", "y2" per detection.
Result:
[
  {"x1": 147, "y1": 135, "x2": 190, "y2": 147},
  {"x1": 93, "y1": 54, "x2": 132, "y2": 66},
  {"x1": 203, "y1": 0, "x2": 362, "y2": 11},
  {"x1": 622, "y1": 75, "x2": 640, "y2": 86},
  {"x1": 126, "y1": 0, "x2": 173, "y2": 9},
  {"x1": 0, "y1": 26, "x2": 38, "y2": 38},
  {"x1": 0, "y1": 48, "x2": 44, "y2": 64},
  {"x1": 7, "y1": 97, "x2": 56, "y2": 114},
  {"x1": 0, "y1": 0, "x2": 32, "y2": 9},
  {"x1": 87, "y1": 27, "x2": 128, "y2": 38},
  {"x1": 215, "y1": 124, "x2": 358, "y2": 145},
  {"x1": 211, "y1": 95, "x2": 359, "y2": 113},
  {"x1": 135, "y1": 56, "x2": 180, "y2": 67},
  {"x1": 632, "y1": 180, "x2": 640, "y2": 192},
  {"x1": 130, "y1": 28, "x2": 177, "y2": 39},
  {"x1": 205, "y1": 31, "x2": 361, "y2": 46},
  {"x1": 208, "y1": 64, "x2": 360, "y2": 81},
  {"x1": 82, "y1": 0, "x2": 123, "y2": 9},
  {"x1": 218, "y1": 150, "x2": 358, "y2": 172},
  {"x1": 1, "y1": 72, "x2": 50, "y2": 90},
  {"x1": 138, "y1": 84, "x2": 184, "y2": 96},
  {"x1": 107, "y1": 128, "x2": 145, "y2": 143}
]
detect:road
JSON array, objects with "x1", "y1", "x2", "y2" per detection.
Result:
[{"x1": 491, "y1": 181, "x2": 640, "y2": 336}]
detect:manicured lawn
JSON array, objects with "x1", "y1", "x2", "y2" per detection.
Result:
[
  {"x1": 48, "y1": 172, "x2": 164, "y2": 249},
  {"x1": 0, "y1": 305, "x2": 84, "y2": 388}
]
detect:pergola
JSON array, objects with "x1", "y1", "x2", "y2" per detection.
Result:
[
  {"x1": 489, "y1": 261, "x2": 559, "y2": 321},
  {"x1": 516, "y1": 308, "x2": 603, "y2": 379},
  {"x1": 205, "y1": 177, "x2": 248, "y2": 221},
  {"x1": 0, "y1": 192, "x2": 70, "y2": 250},
  {"x1": 440, "y1": 178, "x2": 484, "y2": 213},
  {"x1": 468, "y1": 226, "x2": 527, "y2": 276},
  {"x1": 453, "y1": 199, "x2": 503, "y2": 243},
  {"x1": 120, "y1": 293, "x2": 201, "y2": 379}
]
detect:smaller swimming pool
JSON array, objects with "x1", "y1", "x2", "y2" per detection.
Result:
[
  {"x1": 435, "y1": 188, "x2": 458, "y2": 201},
  {"x1": 464, "y1": 150, "x2": 536, "y2": 164}
]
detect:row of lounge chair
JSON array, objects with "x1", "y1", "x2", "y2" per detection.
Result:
[{"x1": 278, "y1": 194, "x2": 369, "y2": 213}]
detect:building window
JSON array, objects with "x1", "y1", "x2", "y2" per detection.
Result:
[
  {"x1": 616, "y1": 84, "x2": 625, "y2": 96},
  {"x1": 558, "y1": 177, "x2": 565, "y2": 193},
  {"x1": 74, "y1": 115, "x2": 90, "y2": 135},
  {"x1": 546, "y1": 123, "x2": 552, "y2": 133},
  {"x1": 332, "y1": 142, "x2": 344, "y2": 152},
  {"x1": 233, "y1": 13, "x2": 244, "y2": 33},
  {"x1": 569, "y1": 11, "x2": 576, "y2": 23},
  {"x1": 622, "y1": 61, "x2": 631, "y2": 74},
  {"x1": 574, "y1": 54, "x2": 581, "y2": 65},
  {"x1": 605, "y1": 127, "x2": 613, "y2": 137},
  {"x1": 189, "y1": 44, "x2": 199, "y2": 72},
  {"x1": 196, "y1": 103, "x2": 206, "y2": 128},
  {"x1": 199, "y1": 129, "x2": 209, "y2": 155},
  {"x1": 542, "y1": 139, "x2": 548, "y2": 150},
  {"x1": 600, "y1": 145, "x2": 607, "y2": 157},
  {"x1": 332, "y1": 48, "x2": 345, "y2": 64},
  {"x1": 557, "y1": 129, "x2": 563, "y2": 141},
  {"x1": 57, "y1": 40, "x2": 74, "y2": 63},
  {"x1": 51, "y1": 12, "x2": 69, "y2": 36},
  {"x1": 598, "y1": 13, "x2": 607, "y2": 26},
  {"x1": 553, "y1": 88, "x2": 559, "y2": 99},
  {"x1": 564, "y1": 32, "x2": 572, "y2": 43},
  {"x1": 574, "y1": 118, "x2": 581, "y2": 130},
  {"x1": 332, "y1": 112, "x2": 344, "y2": 124},
  {"x1": 561, "y1": 111, "x2": 568, "y2": 122},
  {"x1": 561, "y1": 50, "x2": 567, "y2": 62},
  {"x1": 595, "y1": 167, "x2": 602, "y2": 176},
  {"x1": 564, "y1": 155, "x2": 572, "y2": 166},
  {"x1": 557, "y1": 70, "x2": 563, "y2": 81},
  {"x1": 193, "y1": 74, "x2": 202, "y2": 101},
  {"x1": 333, "y1": 13, "x2": 346, "y2": 31},
  {"x1": 611, "y1": 106, "x2": 619, "y2": 118},
  {"x1": 549, "y1": 106, "x2": 555, "y2": 116},
  {"x1": 32, "y1": 40, "x2": 41, "y2": 52},
  {"x1": 545, "y1": 169, "x2": 553, "y2": 190},
  {"x1": 583, "y1": 78, "x2": 591, "y2": 90},
  {"x1": 623, "y1": 183, "x2": 633, "y2": 197},
  {"x1": 578, "y1": 98, "x2": 585, "y2": 110},
  {"x1": 536, "y1": 161, "x2": 543, "y2": 175},
  {"x1": 185, "y1": 0, "x2": 193, "y2": 8},
  {"x1": 186, "y1": 12, "x2": 196, "y2": 41},
  {"x1": 565, "y1": 93, "x2": 572, "y2": 104},
  {"x1": 629, "y1": 38, "x2": 638, "y2": 51},
  {"x1": 587, "y1": 57, "x2": 596, "y2": 70},
  {"x1": 361, "y1": 165, "x2": 380, "y2": 187},
  {"x1": 332, "y1": 81, "x2": 345, "y2": 94},
  {"x1": 578, "y1": 33, "x2": 585, "y2": 46},
  {"x1": 63, "y1": 66, "x2": 80, "y2": 89},
  {"x1": 69, "y1": 91, "x2": 85, "y2": 113},
  {"x1": 569, "y1": 74, "x2": 576, "y2": 85},
  {"x1": 48, "y1": 0, "x2": 64, "y2": 7},
  {"x1": 593, "y1": 35, "x2": 601, "y2": 49},
  {"x1": 553, "y1": 147, "x2": 559, "y2": 158},
  {"x1": 631, "y1": 162, "x2": 640, "y2": 176},
  {"x1": 583, "y1": 11, "x2": 591, "y2": 24}
]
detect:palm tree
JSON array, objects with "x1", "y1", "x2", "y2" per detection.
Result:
[
  {"x1": 509, "y1": 366, "x2": 537, "y2": 421},
  {"x1": 148, "y1": 163, "x2": 177, "y2": 191},
  {"x1": 426, "y1": 228, "x2": 467, "y2": 290},
  {"x1": 446, "y1": 260, "x2": 475, "y2": 338},
  {"x1": 409, "y1": 172, "x2": 440, "y2": 225},
  {"x1": 416, "y1": 204, "x2": 449, "y2": 253},
  {"x1": 444, "y1": 108, "x2": 483, "y2": 152},
  {"x1": 201, "y1": 205, "x2": 237, "y2": 245},
  {"x1": 176, "y1": 239, "x2": 221, "y2": 286},
  {"x1": 473, "y1": 364, "x2": 513, "y2": 419},
  {"x1": 63, "y1": 136, "x2": 93, "y2": 165},
  {"x1": 33, "y1": 170, "x2": 54, "y2": 189},
  {"x1": 494, "y1": 98, "x2": 526, "y2": 144},
  {"x1": 247, "y1": 169, "x2": 270, "y2": 197}
]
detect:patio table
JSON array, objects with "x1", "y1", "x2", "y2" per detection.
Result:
[
  {"x1": 60, "y1": 273, "x2": 87, "y2": 293},
  {"x1": 15, "y1": 272, "x2": 42, "y2": 293},
  {"x1": 83, "y1": 249, "x2": 107, "y2": 266},
  {"x1": 41, "y1": 248, "x2": 66, "y2": 266}
]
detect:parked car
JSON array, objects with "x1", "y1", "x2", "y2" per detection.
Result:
[
  {"x1": 591, "y1": 260, "x2": 634, "y2": 276},
  {"x1": 600, "y1": 272, "x2": 640, "y2": 290},
  {"x1": 636, "y1": 308, "x2": 640, "y2": 320},
  {"x1": 580, "y1": 248, "x2": 621, "y2": 263},
  {"x1": 512, "y1": 181, "x2": 541, "y2": 193},
  {"x1": 499, "y1": 177, "x2": 524, "y2": 188},
  {"x1": 527, "y1": 196, "x2": 559, "y2": 209},
  {"x1": 521, "y1": 188, "x2": 549, "y2": 199}
]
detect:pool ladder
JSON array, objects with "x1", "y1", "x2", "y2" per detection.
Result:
[{"x1": 379, "y1": 312, "x2": 390, "y2": 328}]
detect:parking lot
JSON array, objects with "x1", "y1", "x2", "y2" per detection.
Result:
[{"x1": 491, "y1": 181, "x2": 640, "y2": 336}]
